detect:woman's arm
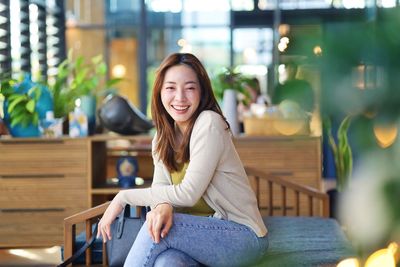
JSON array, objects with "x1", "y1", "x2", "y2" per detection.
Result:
[{"x1": 114, "y1": 112, "x2": 226, "y2": 208}]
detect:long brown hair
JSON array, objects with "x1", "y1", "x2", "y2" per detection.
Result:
[{"x1": 151, "y1": 53, "x2": 228, "y2": 172}]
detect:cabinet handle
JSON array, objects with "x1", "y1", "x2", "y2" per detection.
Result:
[
  {"x1": 0, "y1": 174, "x2": 65, "y2": 179},
  {"x1": 269, "y1": 171, "x2": 293, "y2": 176},
  {"x1": 0, "y1": 208, "x2": 65, "y2": 213}
]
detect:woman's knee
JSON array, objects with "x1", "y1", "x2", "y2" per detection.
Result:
[{"x1": 154, "y1": 249, "x2": 201, "y2": 267}]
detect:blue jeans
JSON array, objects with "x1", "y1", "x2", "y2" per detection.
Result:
[{"x1": 124, "y1": 213, "x2": 268, "y2": 267}]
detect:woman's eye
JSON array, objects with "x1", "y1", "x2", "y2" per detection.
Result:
[
  {"x1": 165, "y1": 87, "x2": 175, "y2": 90},
  {"x1": 186, "y1": 87, "x2": 195, "y2": 90}
]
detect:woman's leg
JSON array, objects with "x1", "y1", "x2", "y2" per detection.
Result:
[
  {"x1": 153, "y1": 249, "x2": 201, "y2": 267},
  {"x1": 124, "y1": 213, "x2": 268, "y2": 267}
]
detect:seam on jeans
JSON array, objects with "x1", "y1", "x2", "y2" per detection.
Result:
[
  {"x1": 143, "y1": 242, "x2": 157, "y2": 267},
  {"x1": 174, "y1": 222, "x2": 251, "y2": 232},
  {"x1": 143, "y1": 239, "x2": 170, "y2": 267}
]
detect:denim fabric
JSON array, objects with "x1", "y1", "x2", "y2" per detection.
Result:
[
  {"x1": 153, "y1": 249, "x2": 202, "y2": 267},
  {"x1": 124, "y1": 213, "x2": 268, "y2": 267}
]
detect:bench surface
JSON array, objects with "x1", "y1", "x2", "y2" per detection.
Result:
[{"x1": 254, "y1": 216, "x2": 354, "y2": 267}]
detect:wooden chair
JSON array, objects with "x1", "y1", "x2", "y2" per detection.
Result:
[
  {"x1": 62, "y1": 167, "x2": 329, "y2": 266},
  {"x1": 245, "y1": 166, "x2": 329, "y2": 217}
]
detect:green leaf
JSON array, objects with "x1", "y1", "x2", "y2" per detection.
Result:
[
  {"x1": 10, "y1": 114, "x2": 24, "y2": 127},
  {"x1": 25, "y1": 99, "x2": 36, "y2": 113},
  {"x1": 106, "y1": 78, "x2": 123, "y2": 88},
  {"x1": 8, "y1": 95, "x2": 26, "y2": 113},
  {"x1": 32, "y1": 113, "x2": 39, "y2": 126},
  {"x1": 92, "y1": 54, "x2": 103, "y2": 65},
  {"x1": 96, "y1": 62, "x2": 107, "y2": 75}
]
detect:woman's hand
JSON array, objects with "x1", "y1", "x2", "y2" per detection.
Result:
[
  {"x1": 97, "y1": 198, "x2": 124, "y2": 243},
  {"x1": 146, "y1": 203, "x2": 173, "y2": 243}
]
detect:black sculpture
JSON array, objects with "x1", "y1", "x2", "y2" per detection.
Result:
[{"x1": 98, "y1": 95, "x2": 153, "y2": 135}]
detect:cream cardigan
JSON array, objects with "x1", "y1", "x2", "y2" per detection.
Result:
[{"x1": 115, "y1": 110, "x2": 268, "y2": 237}]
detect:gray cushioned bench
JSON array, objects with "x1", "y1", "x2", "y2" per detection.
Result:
[{"x1": 253, "y1": 216, "x2": 354, "y2": 267}]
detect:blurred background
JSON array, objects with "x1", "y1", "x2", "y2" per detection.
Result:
[{"x1": 1, "y1": 0, "x2": 400, "y2": 263}]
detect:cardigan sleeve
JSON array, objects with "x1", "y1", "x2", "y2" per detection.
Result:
[{"x1": 114, "y1": 112, "x2": 226, "y2": 208}]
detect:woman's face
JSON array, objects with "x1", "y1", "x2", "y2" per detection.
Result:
[{"x1": 161, "y1": 64, "x2": 201, "y2": 132}]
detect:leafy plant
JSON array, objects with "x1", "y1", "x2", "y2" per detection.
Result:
[
  {"x1": 50, "y1": 51, "x2": 121, "y2": 118},
  {"x1": 0, "y1": 77, "x2": 41, "y2": 127},
  {"x1": 324, "y1": 116, "x2": 353, "y2": 192},
  {"x1": 212, "y1": 67, "x2": 250, "y2": 103}
]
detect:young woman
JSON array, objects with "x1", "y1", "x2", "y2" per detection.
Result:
[{"x1": 97, "y1": 53, "x2": 268, "y2": 267}]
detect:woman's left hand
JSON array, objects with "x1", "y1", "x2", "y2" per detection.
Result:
[{"x1": 146, "y1": 203, "x2": 173, "y2": 243}]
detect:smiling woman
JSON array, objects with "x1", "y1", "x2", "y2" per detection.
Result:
[{"x1": 97, "y1": 53, "x2": 268, "y2": 267}]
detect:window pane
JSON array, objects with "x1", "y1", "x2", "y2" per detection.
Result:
[
  {"x1": 231, "y1": 0, "x2": 254, "y2": 11},
  {"x1": 258, "y1": 0, "x2": 331, "y2": 10},
  {"x1": 233, "y1": 28, "x2": 273, "y2": 66}
]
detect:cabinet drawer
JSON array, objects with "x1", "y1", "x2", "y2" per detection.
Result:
[
  {"x1": 0, "y1": 207, "x2": 87, "y2": 247},
  {"x1": 0, "y1": 175, "x2": 88, "y2": 209},
  {"x1": 0, "y1": 139, "x2": 88, "y2": 175}
]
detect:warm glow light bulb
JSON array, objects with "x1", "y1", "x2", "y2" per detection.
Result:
[
  {"x1": 337, "y1": 258, "x2": 360, "y2": 267},
  {"x1": 364, "y1": 242, "x2": 398, "y2": 267},
  {"x1": 112, "y1": 64, "x2": 126, "y2": 78},
  {"x1": 373, "y1": 123, "x2": 398, "y2": 148}
]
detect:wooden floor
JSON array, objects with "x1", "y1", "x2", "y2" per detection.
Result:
[{"x1": 0, "y1": 246, "x2": 61, "y2": 266}]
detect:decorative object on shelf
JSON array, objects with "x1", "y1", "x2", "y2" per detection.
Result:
[
  {"x1": 212, "y1": 67, "x2": 250, "y2": 103},
  {"x1": 325, "y1": 115, "x2": 353, "y2": 193},
  {"x1": 68, "y1": 99, "x2": 88, "y2": 137},
  {"x1": 0, "y1": 74, "x2": 53, "y2": 137},
  {"x1": 324, "y1": 115, "x2": 352, "y2": 219},
  {"x1": 223, "y1": 89, "x2": 240, "y2": 136},
  {"x1": 39, "y1": 111, "x2": 64, "y2": 138},
  {"x1": 98, "y1": 94, "x2": 153, "y2": 135},
  {"x1": 212, "y1": 67, "x2": 253, "y2": 136},
  {"x1": 116, "y1": 156, "x2": 138, "y2": 188}
]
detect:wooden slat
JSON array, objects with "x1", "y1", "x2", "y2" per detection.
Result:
[{"x1": 245, "y1": 166, "x2": 329, "y2": 218}]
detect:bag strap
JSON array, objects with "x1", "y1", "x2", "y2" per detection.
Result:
[
  {"x1": 57, "y1": 221, "x2": 99, "y2": 267},
  {"x1": 57, "y1": 205, "x2": 148, "y2": 266},
  {"x1": 116, "y1": 205, "x2": 148, "y2": 239}
]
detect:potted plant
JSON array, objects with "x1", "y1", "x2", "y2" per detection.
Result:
[
  {"x1": 324, "y1": 115, "x2": 353, "y2": 218},
  {"x1": 0, "y1": 74, "x2": 53, "y2": 137},
  {"x1": 212, "y1": 67, "x2": 251, "y2": 135},
  {"x1": 212, "y1": 67, "x2": 250, "y2": 103},
  {"x1": 49, "y1": 51, "x2": 121, "y2": 134},
  {"x1": 51, "y1": 51, "x2": 119, "y2": 118}
]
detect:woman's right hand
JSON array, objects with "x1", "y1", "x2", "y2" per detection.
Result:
[
  {"x1": 146, "y1": 203, "x2": 173, "y2": 244},
  {"x1": 97, "y1": 197, "x2": 124, "y2": 243}
]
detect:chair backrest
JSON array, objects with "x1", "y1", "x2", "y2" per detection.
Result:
[{"x1": 245, "y1": 166, "x2": 329, "y2": 217}]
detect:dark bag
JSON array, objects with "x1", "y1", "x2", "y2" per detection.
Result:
[
  {"x1": 107, "y1": 205, "x2": 148, "y2": 267},
  {"x1": 57, "y1": 205, "x2": 148, "y2": 267}
]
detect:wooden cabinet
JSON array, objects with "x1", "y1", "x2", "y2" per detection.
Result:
[
  {"x1": 0, "y1": 138, "x2": 89, "y2": 247},
  {"x1": 234, "y1": 136, "x2": 322, "y2": 216},
  {"x1": 0, "y1": 135, "x2": 153, "y2": 247}
]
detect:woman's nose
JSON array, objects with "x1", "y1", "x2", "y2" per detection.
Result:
[{"x1": 175, "y1": 88, "x2": 186, "y2": 101}]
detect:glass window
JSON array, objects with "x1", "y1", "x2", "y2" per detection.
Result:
[
  {"x1": 231, "y1": 0, "x2": 255, "y2": 11},
  {"x1": 377, "y1": 0, "x2": 396, "y2": 7},
  {"x1": 233, "y1": 28, "x2": 274, "y2": 66},
  {"x1": 258, "y1": 0, "x2": 331, "y2": 10}
]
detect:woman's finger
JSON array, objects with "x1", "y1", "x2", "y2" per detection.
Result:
[
  {"x1": 153, "y1": 216, "x2": 163, "y2": 244},
  {"x1": 161, "y1": 217, "x2": 172, "y2": 238},
  {"x1": 147, "y1": 214, "x2": 155, "y2": 242}
]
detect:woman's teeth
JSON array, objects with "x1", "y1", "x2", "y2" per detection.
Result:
[{"x1": 173, "y1": 105, "x2": 189, "y2": 111}]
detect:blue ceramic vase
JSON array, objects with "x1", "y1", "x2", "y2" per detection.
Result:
[{"x1": 3, "y1": 74, "x2": 53, "y2": 137}]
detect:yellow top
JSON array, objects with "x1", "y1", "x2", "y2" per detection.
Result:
[{"x1": 171, "y1": 162, "x2": 214, "y2": 216}]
